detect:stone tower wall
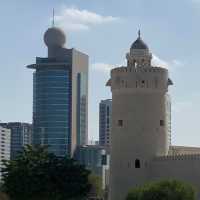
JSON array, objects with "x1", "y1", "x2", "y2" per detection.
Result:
[{"x1": 109, "y1": 66, "x2": 170, "y2": 200}]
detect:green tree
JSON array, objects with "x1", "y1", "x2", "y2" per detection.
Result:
[
  {"x1": 0, "y1": 192, "x2": 9, "y2": 200},
  {"x1": 88, "y1": 174, "x2": 103, "y2": 199},
  {"x1": 126, "y1": 179, "x2": 196, "y2": 200},
  {"x1": 1, "y1": 145, "x2": 91, "y2": 200}
]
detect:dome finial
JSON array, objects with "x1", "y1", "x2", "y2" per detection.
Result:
[
  {"x1": 52, "y1": 8, "x2": 55, "y2": 27},
  {"x1": 138, "y1": 29, "x2": 141, "y2": 39}
]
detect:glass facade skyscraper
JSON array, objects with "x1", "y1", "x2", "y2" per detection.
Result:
[
  {"x1": 99, "y1": 99, "x2": 112, "y2": 147},
  {"x1": 27, "y1": 27, "x2": 88, "y2": 157}
]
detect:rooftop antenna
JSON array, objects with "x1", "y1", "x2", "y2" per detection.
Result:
[
  {"x1": 52, "y1": 8, "x2": 55, "y2": 27},
  {"x1": 138, "y1": 29, "x2": 141, "y2": 39}
]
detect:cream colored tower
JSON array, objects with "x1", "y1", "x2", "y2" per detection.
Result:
[{"x1": 107, "y1": 32, "x2": 173, "y2": 200}]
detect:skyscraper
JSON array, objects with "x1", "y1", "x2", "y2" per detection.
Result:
[
  {"x1": 27, "y1": 27, "x2": 88, "y2": 157},
  {"x1": 0, "y1": 122, "x2": 32, "y2": 159},
  {"x1": 99, "y1": 99, "x2": 112, "y2": 147}
]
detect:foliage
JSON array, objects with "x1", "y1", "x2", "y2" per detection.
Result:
[
  {"x1": 88, "y1": 174, "x2": 103, "y2": 198},
  {"x1": 1, "y1": 145, "x2": 91, "y2": 200},
  {"x1": 126, "y1": 179, "x2": 196, "y2": 200},
  {"x1": 0, "y1": 192, "x2": 9, "y2": 200}
]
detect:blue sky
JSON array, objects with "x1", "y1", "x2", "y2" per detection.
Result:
[{"x1": 0, "y1": 0, "x2": 200, "y2": 146}]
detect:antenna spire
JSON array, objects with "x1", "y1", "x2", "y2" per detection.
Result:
[
  {"x1": 138, "y1": 29, "x2": 141, "y2": 38},
  {"x1": 52, "y1": 8, "x2": 55, "y2": 27}
]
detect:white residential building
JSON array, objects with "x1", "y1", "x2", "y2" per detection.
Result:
[{"x1": 0, "y1": 126, "x2": 11, "y2": 180}]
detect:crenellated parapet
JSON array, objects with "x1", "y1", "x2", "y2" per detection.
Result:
[
  {"x1": 154, "y1": 154, "x2": 200, "y2": 161},
  {"x1": 109, "y1": 66, "x2": 171, "y2": 93}
]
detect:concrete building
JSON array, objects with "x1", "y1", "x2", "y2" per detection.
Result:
[
  {"x1": 0, "y1": 122, "x2": 32, "y2": 159},
  {"x1": 107, "y1": 31, "x2": 200, "y2": 200},
  {"x1": 99, "y1": 99, "x2": 112, "y2": 147},
  {"x1": 27, "y1": 26, "x2": 88, "y2": 157},
  {"x1": 74, "y1": 145, "x2": 109, "y2": 190},
  {"x1": 0, "y1": 126, "x2": 11, "y2": 180}
]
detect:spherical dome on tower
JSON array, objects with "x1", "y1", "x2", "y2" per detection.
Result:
[
  {"x1": 131, "y1": 30, "x2": 149, "y2": 50},
  {"x1": 44, "y1": 27, "x2": 66, "y2": 47}
]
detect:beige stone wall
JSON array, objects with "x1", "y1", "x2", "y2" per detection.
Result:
[
  {"x1": 149, "y1": 155, "x2": 200, "y2": 198},
  {"x1": 169, "y1": 146, "x2": 200, "y2": 155}
]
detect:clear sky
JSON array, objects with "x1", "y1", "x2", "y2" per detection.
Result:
[{"x1": 0, "y1": 0, "x2": 200, "y2": 146}]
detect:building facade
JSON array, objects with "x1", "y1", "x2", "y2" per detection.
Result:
[
  {"x1": 99, "y1": 99, "x2": 112, "y2": 147},
  {"x1": 0, "y1": 126, "x2": 11, "y2": 180},
  {"x1": 74, "y1": 145, "x2": 109, "y2": 190},
  {"x1": 27, "y1": 27, "x2": 88, "y2": 157},
  {"x1": 107, "y1": 32, "x2": 200, "y2": 200},
  {"x1": 0, "y1": 122, "x2": 32, "y2": 159}
]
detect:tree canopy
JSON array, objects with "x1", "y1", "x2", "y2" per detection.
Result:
[
  {"x1": 126, "y1": 179, "x2": 196, "y2": 200},
  {"x1": 1, "y1": 145, "x2": 91, "y2": 200},
  {"x1": 0, "y1": 192, "x2": 9, "y2": 200},
  {"x1": 88, "y1": 174, "x2": 104, "y2": 199}
]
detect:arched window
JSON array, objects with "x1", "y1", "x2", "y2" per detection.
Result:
[{"x1": 135, "y1": 159, "x2": 140, "y2": 168}]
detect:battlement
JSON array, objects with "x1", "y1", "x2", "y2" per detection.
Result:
[
  {"x1": 153, "y1": 154, "x2": 200, "y2": 161},
  {"x1": 111, "y1": 66, "x2": 167, "y2": 75},
  {"x1": 109, "y1": 65, "x2": 169, "y2": 91}
]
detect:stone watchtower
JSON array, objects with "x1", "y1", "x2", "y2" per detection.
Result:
[{"x1": 107, "y1": 31, "x2": 173, "y2": 200}]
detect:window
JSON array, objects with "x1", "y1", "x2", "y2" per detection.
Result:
[
  {"x1": 142, "y1": 80, "x2": 145, "y2": 84},
  {"x1": 107, "y1": 118, "x2": 109, "y2": 124},
  {"x1": 106, "y1": 106, "x2": 109, "y2": 116},
  {"x1": 160, "y1": 120, "x2": 165, "y2": 126},
  {"x1": 101, "y1": 155, "x2": 107, "y2": 165},
  {"x1": 118, "y1": 120, "x2": 123, "y2": 127},
  {"x1": 135, "y1": 159, "x2": 140, "y2": 168},
  {"x1": 155, "y1": 77, "x2": 158, "y2": 88}
]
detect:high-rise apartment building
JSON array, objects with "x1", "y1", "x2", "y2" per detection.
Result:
[
  {"x1": 0, "y1": 126, "x2": 11, "y2": 179},
  {"x1": 99, "y1": 99, "x2": 112, "y2": 147},
  {"x1": 0, "y1": 122, "x2": 32, "y2": 159},
  {"x1": 27, "y1": 26, "x2": 88, "y2": 157}
]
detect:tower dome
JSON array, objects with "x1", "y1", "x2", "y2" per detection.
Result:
[
  {"x1": 127, "y1": 30, "x2": 152, "y2": 67},
  {"x1": 131, "y1": 30, "x2": 149, "y2": 50},
  {"x1": 131, "y1": 37, "x2": 149, "y2": 50},
  {"x1": 44, "y1": 27, "x2": 66, "y2": 47}
]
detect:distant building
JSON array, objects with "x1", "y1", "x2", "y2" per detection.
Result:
[
  {"x1": 74, "y1": 145, "x2": 109, "y2": 190},
  {"x1": 27, "y1": 26, "x2": 89, "y2": 157},
  {"x1": 99, "y1": 99, "x2": 112, "y2": 147},
  {"x1": 0, "y1": 126, "x2": 11, "y2": 180},
  {"x1": 0, "y1": 122, "x2": 32, "y2": 159},
  {"x1": 88, "y1": 140, "x2": 99, "y2": 145}
]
